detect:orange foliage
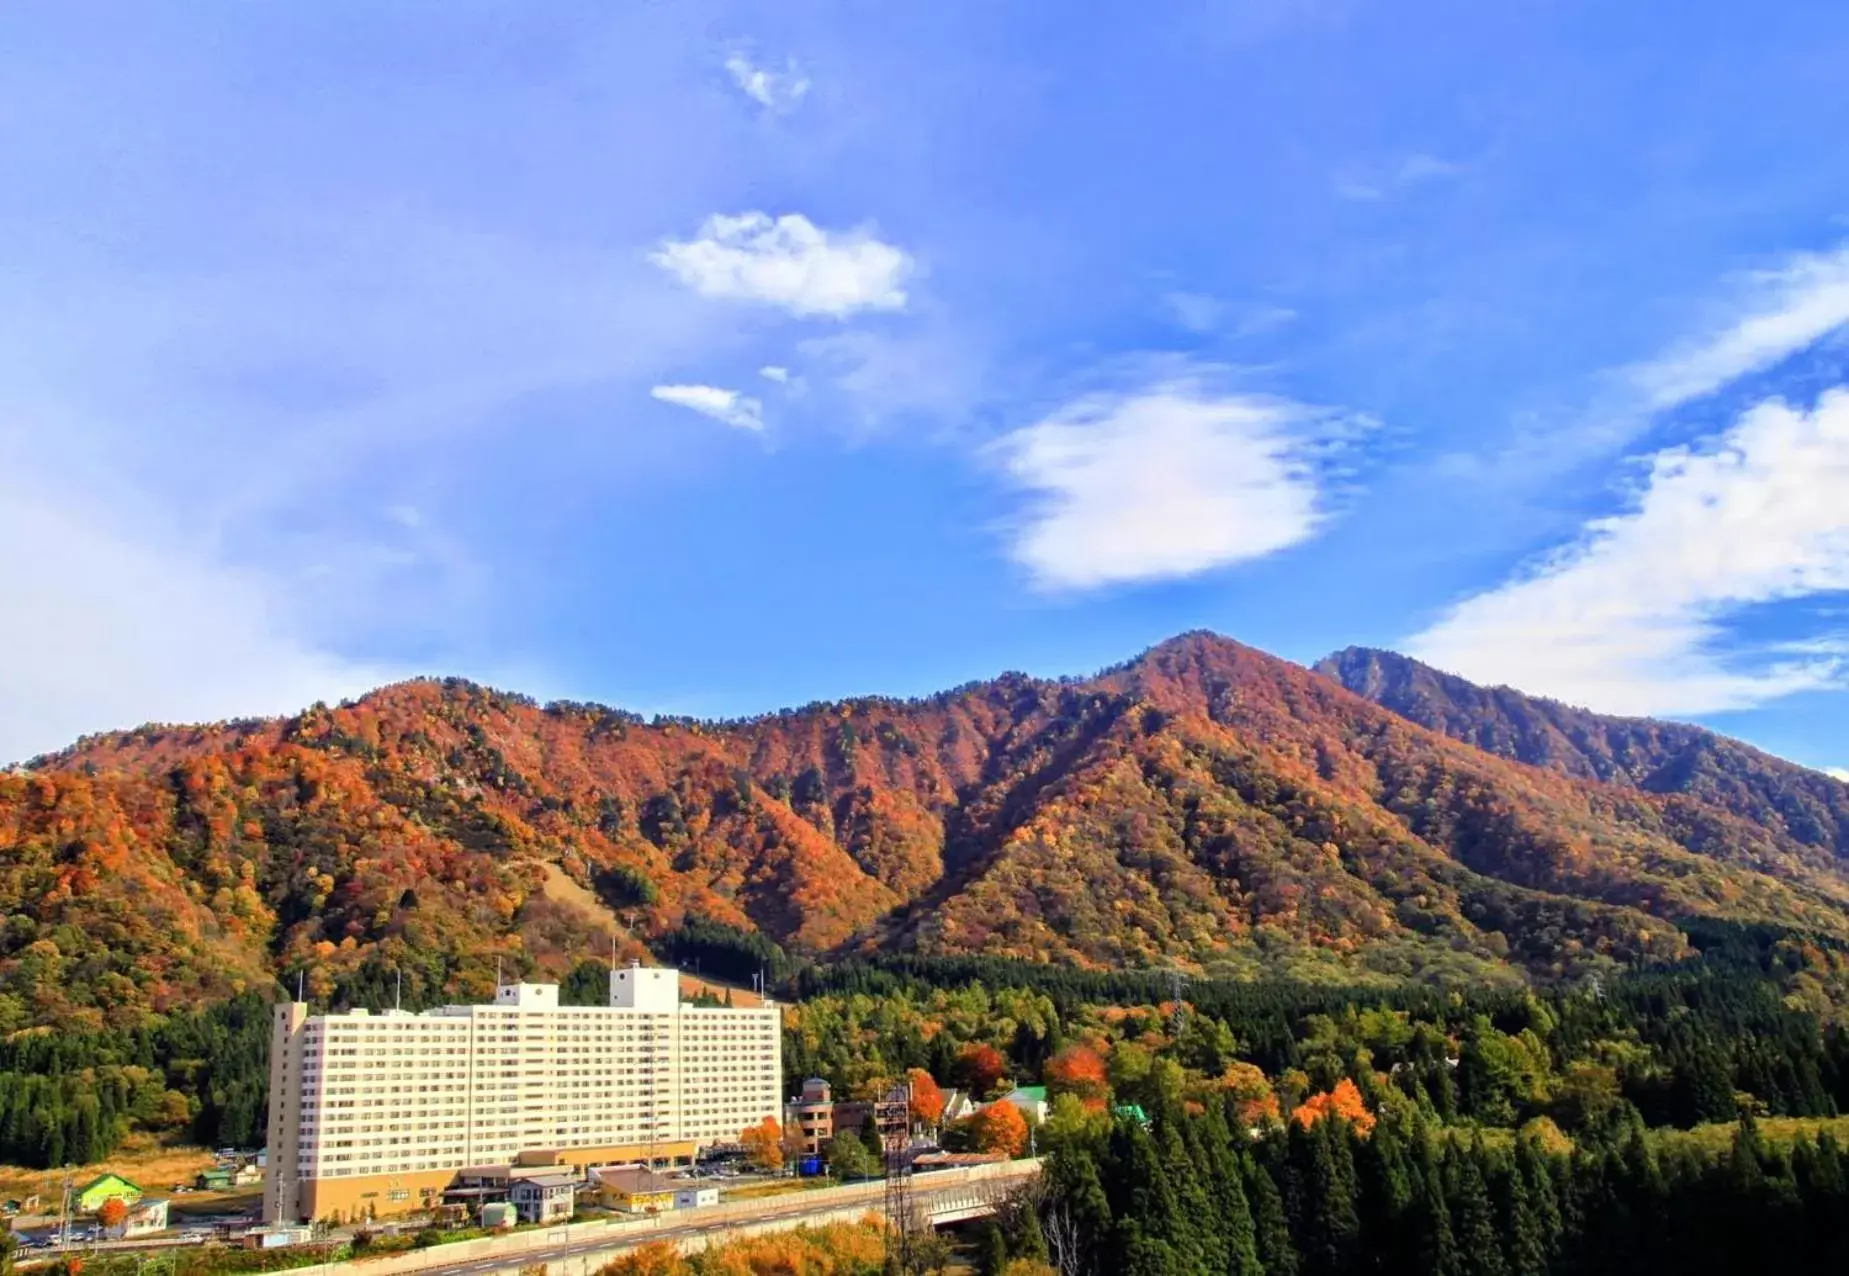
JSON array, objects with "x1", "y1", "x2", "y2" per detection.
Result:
[
  {"x1": 1290, "y1": 1078, "x2": 1376, "y2": 1136},
  {"x1": 12, "y1": 628, "x2": 1838, "y2": 1042},
  {"x1": 966, "y1": 1100, "x2": 1030, "y2": 1157},
  {"x1": 739, "y1": 1116, "x2": 784, "y2": 1170},
  {"x1": 906, "y1": 1068, "x2": 945, "y2": 1125},
  {"x1": 1219, "y1": 1060, "x2": 1281, "y2": 1126},
  {"x1": 96, "y1": 1198, "x2": 129, "y2": 1229},
  {"x1": 1044, "y1": 1045, "x2": 1110, "y2": 1107}
]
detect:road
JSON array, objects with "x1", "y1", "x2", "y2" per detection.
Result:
[{"x1": 415, "y1": 1180, "x2": 1014, "y2": 1276}]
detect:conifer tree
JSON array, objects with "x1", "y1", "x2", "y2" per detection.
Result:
[
  {"x1": 1245, "y1": 1151, "x2": 1299, "y2": 1276},
  {"x1": 1449, "y1": 1143, "x2": 1507, "y2": 1276}
]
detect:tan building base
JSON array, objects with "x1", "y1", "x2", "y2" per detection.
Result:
[{"x1": 288, "y1": 1141, "x2": 701, "y2": 1224}]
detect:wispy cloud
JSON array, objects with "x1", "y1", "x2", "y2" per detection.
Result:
[
  {"x1": 758, "y1": 365, "x2": 790, "y2": 383},
  {"x1": 994, "y1": 371, "x2": 1357, "y2": 590},
  {"x1": 651, "y1": 212, "x2": 911, "y2": 319},
  {"x1": 1828, "y1": 767, "x2": 1849, "y2": 783},
  {"x1": 650, "y1": 383, "x2": 764, "y2": 430},
  {"x1": 1334, "y1": 152, "x2": 1465, "y2": 202},
  {"x1": 1412, "y1": 389, "x2": 1849, "y2": 716},
  {"x1": 1625, "y1": 245, "x2": 1849, "y2": 412},
  {"x1": 724, "y1": 52, "x2": 811, "y2": 113},
  {"x1": 1162, "y1": 291, "x2": 1225, "y2": 334}
]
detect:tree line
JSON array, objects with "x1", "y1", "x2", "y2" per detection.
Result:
[{"x1": 1013, "y1": 1096, "x2": 1849, "y2": 1276}]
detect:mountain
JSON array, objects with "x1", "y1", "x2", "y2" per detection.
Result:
[
  {"x1": 1315, "y1": 646, "x2": 1849, "y2": 859},
  {"x1": 10, "y1": 631, "x2": 1849, "y2": 1034}
]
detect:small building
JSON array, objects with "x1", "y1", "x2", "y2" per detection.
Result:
[
  {"x1": 785, "y1": 1078, "x2": 835, "y2": 1156},
  {"x1": 196, "y1": 1168, "x2": 234, "y2": 1192},
  {"x1": 673, "y1": 1184, "x2": 719, "y2": 1210},
  {"x1": 232, "y1": 1164, "x2": 264, "y2": 1187},
  {"x1": 107, "y1": 1197, "x2": 170, "y2": 1239},
  {"x1": 833, "y1": 1083, "x2": 911, "y2": 1151},
  {"x1": 480, "y1": 1201, "x2": 517, "y2": 1230},
  {"x1": 995, "y1": 1086, "x2": 1049, "y2": 1124},
  {"x1": 77, "y1": 1174, "x2": 142, "y2": 1214},
  {"x1": 592, "y1": 1167, "x2": 677, "y2": 1215},
  {"x1": 509, "y1": 1174, "x2": 576, "y2": 1225},
  {"x1": 940, "y1": 1088, "x2": 977, "y2": 1124},
  {"x1": 244, "y1": 1224, "x2": 313, "y2": 1250},
  {"x1": 911, "y1": 1150, "x2": 1006, "y2": 1171}
]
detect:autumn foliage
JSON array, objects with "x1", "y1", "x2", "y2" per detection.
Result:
[
  {"x1": 958, "y1": 1042, "x2": 1009, "y2": 1099},
  {"x1": 95, "y1": 1197, "x2": 129, "y2": 1229},
  {"x1": 1044, "y1": 1044, "x2": 1110, "y2": 1108},
  {"x1": 1291, "y1": 1078, "x2": 1376, "y2": 1136},
  {"x1": 10, "y1": 628, "x2": 1849, "y2": 1058},
  {"x1": 964, "y1": 1099, "x2": 1030, "y2": 1157},
  {"x1": 906, "y1": 1067, "x2": 945, "y2": 1126},
  {"x1": 596, "y1": 1220, "x2": 886, "y2": 1275},
  {"x1": 739, "y1": 1116, "x2": 784, "y2": 1170}
]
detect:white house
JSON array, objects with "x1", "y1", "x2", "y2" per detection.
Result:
[
  {"x1": 106, "y1": 1198, "x2": 170, "y2": 1239},
  {"x1": 510, "y1": 1174, "x2": 576, "y2": 1224},
  {"x1": 673, "y1": 1184, "x2": 720, "y2": 1210}
]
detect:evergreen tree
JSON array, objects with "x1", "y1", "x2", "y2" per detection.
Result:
[
  {"x1": 1245, "y1": 1152, "x2": 1299, "y2": 1276},
  {"x1": 1514, "y1": 1132, "x2": 1563, "y2": 1265},
  {"x1": 1448, "y1": 1143, "x2": 1507, "y2": 1276}
]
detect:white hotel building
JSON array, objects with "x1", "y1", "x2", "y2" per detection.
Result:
[{"x1": 263, "y1": 965, "x2": 782, "y2": 1223}]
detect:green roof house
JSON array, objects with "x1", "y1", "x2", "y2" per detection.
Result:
[
  {"x1": 77, "y1": 1174, "x2": 142, "y2": 1214},
  {"x1": 996, "y1": 1086, "x2": 1049, "y2": 1122}
]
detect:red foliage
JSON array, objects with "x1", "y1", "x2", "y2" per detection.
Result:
[{"x1": 957, "y1": 1043, "x2": 1009, "y2": 1099}]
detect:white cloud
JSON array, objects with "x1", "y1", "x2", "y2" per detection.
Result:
[
  {"x1": 1827, "y1": 768, "x2": 1849, "y2": 782},
  {"x1": 758, "y1": 365, "x2": 790, "y2": 383},
  {"x1": 995, "y1": 377, "x2": 1343, "y2": 590},
  {"x1": 650, "y1": 212, "x2": 911, "y2": 319},
  {"x1": 1412, "y1": 389, "x2": 1849, "y2": 716},
  {"x1": 724, "y1": 53, "x2": 810, "y2": 113},
  {"x1": 0, "y1": 475, "x2": 395, "y2": 764},
  {"x1": 1627, "y1": 246, "x2": 1849, "y2": 412},
  {"x1": 650, "y1": 383, "x2": 764, "y2": 430}
]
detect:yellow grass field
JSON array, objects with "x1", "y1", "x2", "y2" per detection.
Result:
[{"x1": 0, "y1": 1137, "x2": 221, "y2": 1213}]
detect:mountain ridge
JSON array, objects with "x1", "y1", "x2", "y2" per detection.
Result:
[
  {"x1": 7, "y1": 631, "x2": 1849, "y2": 1035},
  {"x1": 1315, "y1": 645, "x2": 1849, "y2": 857}
]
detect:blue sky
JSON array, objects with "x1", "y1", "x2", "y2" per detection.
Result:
[{"x1": 5, "y1": 2, "x2": 1849, "y2": 776}]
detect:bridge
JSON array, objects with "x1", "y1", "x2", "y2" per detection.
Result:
[{"x1": 277, "y1": 1160, "x2": 1042, "y2": 1276}]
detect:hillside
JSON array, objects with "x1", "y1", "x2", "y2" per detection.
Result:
[
  {"x1": 1316, "y1": 646, "x2": 1849, "y2": 859},
  {"x1": 9, "y1": 632, "x2": 1849, "y2": 1034}
]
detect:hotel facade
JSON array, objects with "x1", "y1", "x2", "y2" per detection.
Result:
[{"x1": 263, "y1": 965, "x2": 781, "y2": 1223}]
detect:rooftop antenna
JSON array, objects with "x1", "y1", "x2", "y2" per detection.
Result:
[
  {"x1": 395, "y1": 968, "x2": 403, "y2": 1011},
  {"x1": 495, "y1": 955, "x2": 503, "y2": 991},
  {"x1": 296, "y1": 971, "x2": 305, "y2": 1004}
]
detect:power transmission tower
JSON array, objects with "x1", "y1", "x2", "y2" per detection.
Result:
[
  {"x1": 882, "y1": 1078, "x2": 917, "y2": 1275},
  {"x1": 1169, "y1": 968, "x2": 1188, "y2": 1040}
]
